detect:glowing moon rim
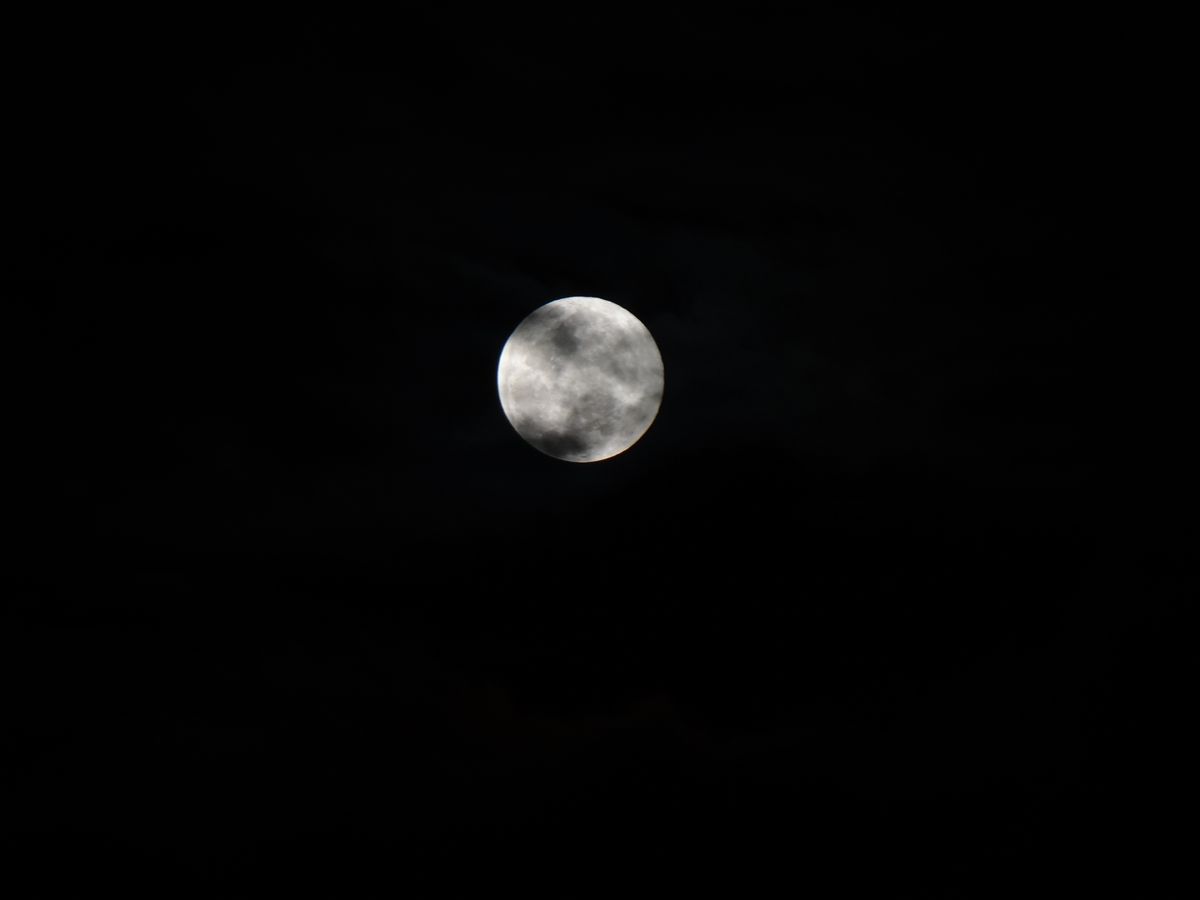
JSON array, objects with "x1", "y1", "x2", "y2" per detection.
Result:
[{"x1": 497, "y1": 296, "x2": 664, "y2": 462}]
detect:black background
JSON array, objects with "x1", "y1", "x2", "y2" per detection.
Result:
[{"x1": 7, "y1": 8, "x2": 1185, "y2": 897}]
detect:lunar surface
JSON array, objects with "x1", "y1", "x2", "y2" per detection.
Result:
[{"x1": 497, "y1": 297, "x2": 664, "y2": 462}]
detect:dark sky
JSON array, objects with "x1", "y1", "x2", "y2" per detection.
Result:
[{"x1": 8, "y1": 8, "x2": 1184, "y2": 897}]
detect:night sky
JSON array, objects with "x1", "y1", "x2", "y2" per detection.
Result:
[{"x1": 8, "y1": 9, "x2": 1184, "y2": 897}]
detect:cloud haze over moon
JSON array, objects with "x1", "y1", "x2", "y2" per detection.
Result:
[{"x1": 497, "y1": 297, "x2": 664, "y2": 462}]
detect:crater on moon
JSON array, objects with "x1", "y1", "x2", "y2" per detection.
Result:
[{"x1": 497, "y1": 296, "x2": 664, "y2": 462}]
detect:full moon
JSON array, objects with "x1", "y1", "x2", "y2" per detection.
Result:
[{"x1": 497, "y1": 296, "x2": 664, "y2": 462}]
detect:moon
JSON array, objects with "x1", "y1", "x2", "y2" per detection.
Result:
[{"x1": 497, "y1": 296, "x2": 664, "y2": 462}]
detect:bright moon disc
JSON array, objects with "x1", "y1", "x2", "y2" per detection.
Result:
[{"x1": 497, "y1": 296, "x2": 664, "y2": 462}]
